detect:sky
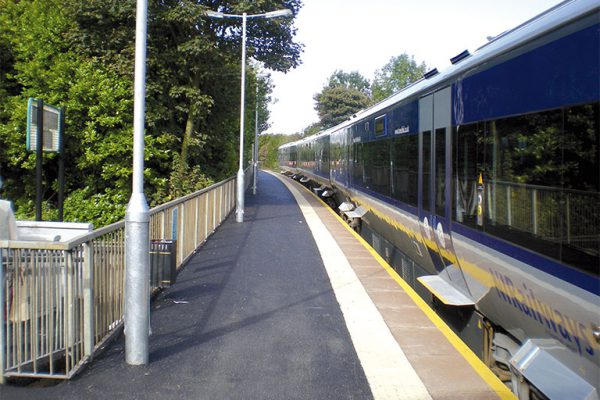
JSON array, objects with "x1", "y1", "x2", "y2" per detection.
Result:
[{"x1": 264, "y1": 0, "x2": 565, "y2": 135}]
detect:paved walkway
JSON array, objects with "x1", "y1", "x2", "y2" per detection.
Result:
[{"x1": 0, "y1": 171, "x2": 372, "y2": 400}]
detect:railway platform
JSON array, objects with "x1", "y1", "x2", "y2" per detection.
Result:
[{"x1": 0, "y1": 171, "x2": 514, "y2": 400}]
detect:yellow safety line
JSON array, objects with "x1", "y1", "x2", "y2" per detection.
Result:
[{"x1": 272, "y1": 172, "x2": 516, "y2": 400}]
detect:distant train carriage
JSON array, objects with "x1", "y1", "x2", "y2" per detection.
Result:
[{"x1": 279, "y1": 1, "x2": 599, "y2": 399}]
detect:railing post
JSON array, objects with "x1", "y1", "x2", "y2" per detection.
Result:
[
  {"x1": 65, "y1": 251, "x2": 74, "y2": 371},
  {"x1": 194, "y1": 197, "x2": 199, "y2": 247},
  {"x1": 507, "y1": 185, "x2": 512, "y2": 227},
  {"x1": 0, "y1": 249, "x2": 5, "y2": 384},
  {"x1": 532, "y1": 188, "x2": 538, "y2": 235},
  {"x1": 205, "y1": 194, "x2": 209, "y2": 239},
  {"x1": 213, "y1": 189, "x2": 216, "y2": 229},
  {"x1": 179, "y1": 205, "x2": 184, "y2": 266},
  {"x1": 566, "y1": 194, "x2": 571, "y2": 245},
  {"x1": 83, "y1": 243, "x2": 94, "y2": 358},
  {"x1": 230, "y1": 180, "x2": 233, "y2": 211},
  {"x1": 219, "y1": 186, "x2": 223, "y2": 223},
  {"x1": 160, "y1": 210, "x2": 165, "y2": 240}
]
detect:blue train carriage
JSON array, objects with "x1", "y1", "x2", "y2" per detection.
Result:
[
  {"x1": 298, "y1": 130, "x2": 332, "y2": 186},
  {"x1": 279, "y1": 0, "x2": 599, "y2": 398},
  {"x1": 446, "y1": 3, "x2": 599, "y2": 399},
  {"x1": 278, "y1": 141, "x2": 297, "y2": 173}
]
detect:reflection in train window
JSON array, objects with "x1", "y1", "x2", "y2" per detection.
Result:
[
  {"x1": 316, "y1": 136, "x2": 330, "y2": 176},
  {"x1": 422, "y1": 131, "x2": 431, "y2": 213},
  {"x1": 375, "y1": 115, "x2": 386, "y2": 137},
  {"x1": 453, "y1": 122, "x2": 484, "y2": 227},
  {"x1": 453, "y1": 103, "x2": 599, "y2": 275},
  {"x1": 435, "y1": 128, "x2": 446, "y2": 217},
  {"x1": 392, "y1": 134, "x2": 418, "y2": 208},
  {"x1": 352, "y1": 142, "x2": 363, "y2": 187},
  {"x1": 363, "y1": 140, "x2": 390, "y2": 196}
]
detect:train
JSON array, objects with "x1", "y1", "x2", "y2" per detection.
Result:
[{"x1": 277, "y1": 1, "x2": 599, "y2": 399}]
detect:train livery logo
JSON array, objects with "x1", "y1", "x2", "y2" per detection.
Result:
[
  {"x1": 422, "y1": 217, "x2": 432, "y2": 240},
  {"x1": 436, "y1": 222, "x2": 446, "y2": 249}
]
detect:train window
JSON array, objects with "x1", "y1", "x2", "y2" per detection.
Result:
[
  {"x1": 352, "y1": 143, "x2": 363, "y2": 187},
  {"x1": 392, "y1": 134, "x2": 418, "y2": 207},
  {"x1": 561, "y1": 103, "x2": 599, "y2": 272},
  {"x1": 485, "y1": 110, "x2": 563, "y2": 243},
  {"x1": 453, "y1": 103, "x2": 599, "y2": 275},
  {"x1": 363, "y1": 140, "x2": 390, "y2": 196},
  {"x1": 319, "y1": 136, "x2": 330, "y2": 176},
  {"x1": 563, "y1": 104, "x2": 599, "y2": 192},
  {"x1": 330, "y1": 134, "x2": 341, "y2": 175},
  {"x1": 453, "y1": 122, "x2": 484, "y2": 227},
  {"x1": 435, "y1": 128, "x2": 446, "y2": 216},
  {"x1": 375, "y1": 115, "x2": 386, "y2": 137},
  {"x1": 422, "y1": 131, "x2": 431, "y2": 213}
]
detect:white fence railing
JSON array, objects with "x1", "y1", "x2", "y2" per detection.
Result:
[{"x1": 0, "y1": 171, "x2": 247, "y2": 382}]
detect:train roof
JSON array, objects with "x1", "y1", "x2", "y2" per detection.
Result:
[{"x1": 279, "y1": 0, "x2": 598, "y2": 150}]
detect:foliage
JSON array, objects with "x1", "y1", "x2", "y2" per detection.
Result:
[
  {"x1": 306, "y1": 54, "x2": 427, "y2": 135},
  {"x1": 313, "y1": 70, "x2": 372, "y2": 131},
  {"x1": 371, "y1": 53, "x2": 427, "y2": 102},
  {"x1": 0, "y1": 0, "x2": 302, "y2": 227},
  {"x1": 314, "y1": 86, "x2": 371, "y2": 130},
  {"x1": 324, "y1": 69, "x2": 370, "y2": 95},
  {"x1": 62, "y1": 186, "x2": 128, "y2": 227},
  {"x1": 302, "y1": 121, "x2": 321, "y2": 137},
  {"x1": 167, "y1": 153, "x2": 214, "y2": 201},
  {"x1": 258, "y1": 133, "x2": 301, "y2": 170}
]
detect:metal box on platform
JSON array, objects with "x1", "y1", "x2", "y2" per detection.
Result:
[{"x1": 150, "y1": 240, "x2": 177, "y2": 287}]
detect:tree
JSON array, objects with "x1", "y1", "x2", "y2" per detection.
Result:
[
  {"x1": 258, "y1": 133, "x2": 301, "y2": 170},
  {"x1": 314, "y1": 86, "x2": 371, "y2": 130},
  {"x1": 0, "y1": 0, "x2": 303, "y2": 227},
  {"x1": 371, "y1": 53, "x2": 427, "y2": 102},
  {"x1": 325, "y1": 69, "x2": 370, "y2": 95},
  {"x1": 302, "y1": 122, "x2": 321, "y2": 137},
  {"x1": 313, "y1": 70, "x2": 372, "y2": 131}
]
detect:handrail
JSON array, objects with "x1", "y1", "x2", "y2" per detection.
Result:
[{"x1": 1, "y1": 169, "x2": 250, "y2": 382}]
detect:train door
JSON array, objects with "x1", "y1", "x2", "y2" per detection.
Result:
[
  {"x1": 331, "y1": 128, "x2": 350, "y2": 188},
  {"x1": 342, "y1": 128, "x2": 351, "y2": 187},
  {"x1": 418, "y1": 88, "x2": 471, "y2": 295}
]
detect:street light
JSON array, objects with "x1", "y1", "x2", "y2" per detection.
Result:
[
  {"x1": 125, "y1": 0, "x2": 150, "y2": 366},
  {"x1": 253, "y1": 73, "x2": 268, "y2": 196},
  {"x1": 205, "y1": 8, "x2": 292, "y2": 222}
]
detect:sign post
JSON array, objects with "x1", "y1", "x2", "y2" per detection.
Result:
[
  {"x1": 35, "y1": 99, "x2": 43, "y2": 221},
  {"x1": 27, "y1": 98, "x2": 64, "y2": 221}
]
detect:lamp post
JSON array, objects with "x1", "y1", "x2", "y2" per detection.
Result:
[
  {"x1": 206, "y1": 9, "x2": 292, "y2": 222},
  {"x1": 253, "y1": 82, "x2": 259, "y2": 196},
  {"x1": 253, "y1": 73, "x2": 268, "y2": 196},
  {"x1": 125, "y1": 0, "x2": 150, "y2": 365}
]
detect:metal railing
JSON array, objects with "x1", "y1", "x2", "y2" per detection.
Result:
[
  {"x1": 486, "y1": 180, "x2": 600, "y2": 256},
  {"x1": 1, "y1": 172, "x2": 244, "y2": 382}
]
